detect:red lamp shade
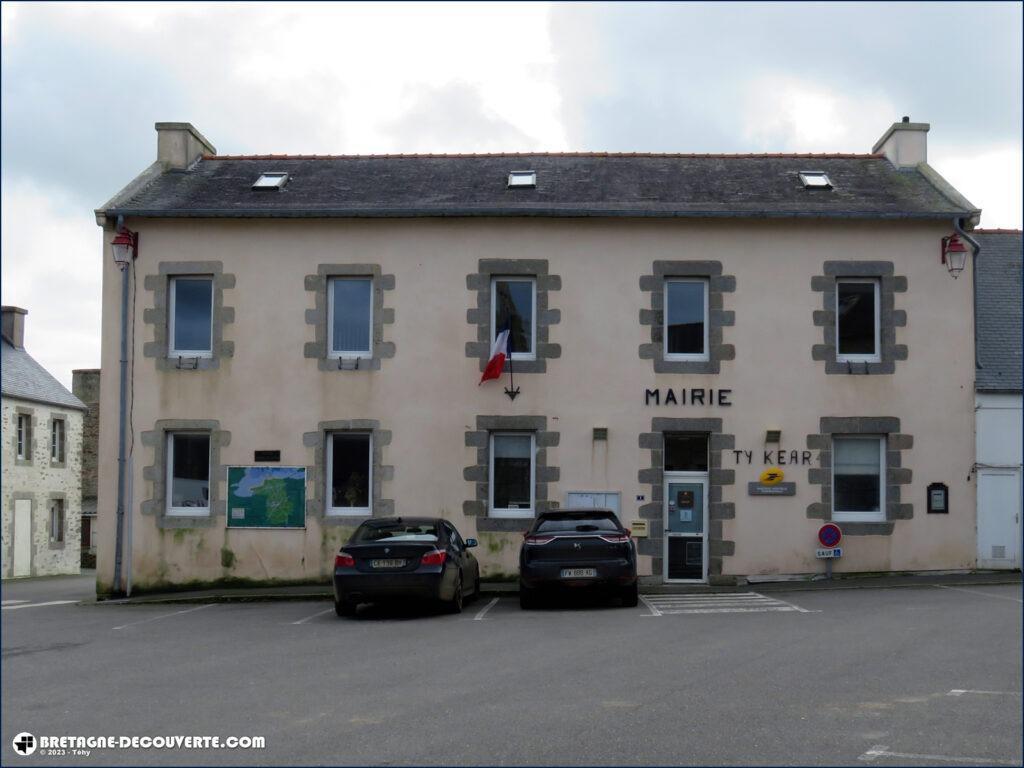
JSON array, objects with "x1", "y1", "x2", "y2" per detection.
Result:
[
  {"x1": 110, "y1": 230, "x2": 137, "y2": 269},
  {"x1": 941, "y1": 234, "x2": 969, "y2": 279}
]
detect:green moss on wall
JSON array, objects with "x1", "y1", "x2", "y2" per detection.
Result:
[{"x1": 220, "y1": 547, "x2": 236, "y2": 569}]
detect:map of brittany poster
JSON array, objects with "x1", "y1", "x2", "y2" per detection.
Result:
[{"x1": 226, "y1": 466, "x2": 306, "y2": 528}]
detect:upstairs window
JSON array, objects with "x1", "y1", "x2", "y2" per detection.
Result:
[
  {"x1": 492, "y1": 278, "x2": 536, "y2": 359},
  {"x1": 664, "y1": 279, "x2": 709, "y2": 361},
  {"x1": 169, "y1": 276, "x2": 214, "y2": 357},
  {"x1": 832, "y1": 436, "x2": 885, "y2": 523},
  {"x1": 327, "y1": 432, "x2": 372, "y2": 515},
  {"x1": 166, "y1": 432, "x2": 211, "y2": 515},
  {"x1": 16, "y1": 414, "x2": 30, "y2": 460},
  {"x1": 328, "y1": 277, "x2": 373, "y2": 358},
  {"x1": 252, "y1": 172, "x2": 289, "y2": 190},
  {"x1": 507, "y1": 170, "x2": 537, "y2": 188},
  {"x1": 836, "y1": 279, "x2": 880, "y2": 362},
  {"x1": 51, "y1": 418, "x2": 65, "y2": 463},
  {"x1": 490, "y1": 433, "x2": 535, "y2": 518},
  {"x1": 50, "y1": 499, "x2": 65, "y2": 543}
]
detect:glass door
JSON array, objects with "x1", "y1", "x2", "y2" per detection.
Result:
[{"x1": 664, "y1": 477, "x2": 707, "y2": 582}]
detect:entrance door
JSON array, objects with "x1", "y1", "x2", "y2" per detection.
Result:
[
  {"x1": 664, "y1": 476, "x2": 707, "y2": 582},
  {"x1": 13, "y1": 499, "x2": 31, "y2": 577},
  {"x1": 977, "y1": 469, "x2": 1022, "y2": 569}
]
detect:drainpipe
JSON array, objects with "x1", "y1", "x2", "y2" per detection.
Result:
[
  {"x1": 113, "y1": 215, "x2": 131, "y2": 596},
  {"x1": 953, "y1": 218, "x2": 982, "y2": 370}
]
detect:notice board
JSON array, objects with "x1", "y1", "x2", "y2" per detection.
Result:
[{"x1": 226, "y1": 466, "x2": 306, "y2": 528}]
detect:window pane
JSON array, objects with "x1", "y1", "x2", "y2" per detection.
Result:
[
  {"x1": 494, "y1": 280, "x2": 533, "y2": 355},
  {"x1": 665, "y1": 433, "x2": 709, "y2": 472},
  {"x1": 331, "y1": 434, "x2": 370, "y2": 508},
  {"x1": 173, "y1": 278, "x2": 213, "y2": 352},
  {"x1": 837, "y1": 282, "x2": 876, "y2": 356},
  {"x1": 353, "y1": 521, "x2": 437, "y2": 543},
  {"x1": 171, "y1": 434, "x2": 210, "y2": 508},
  {"x1": 331, "y1": 279, "x2": 372, "y2": 353},
  {"x1": 666, "y1": 281, "x2": 705, "y2": 355},
  {"x1": 493, "y1": 434, "x2": 532, "y2": 509},
  {"x1": 834, "y1": 438, "x2": 881, "y2": 512}
]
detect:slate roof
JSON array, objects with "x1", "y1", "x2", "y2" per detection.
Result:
[
  {"x1": 975, "y1": 230, "x2": 1023, "y2": 393},
  {"x1": 1, "y1": 338, "x2": 86, "y2": 410},
  {"x1": 103, "y1": 153, "x2": 975, "y2": 220}
]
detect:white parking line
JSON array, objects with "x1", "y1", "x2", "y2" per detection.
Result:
[
  {"x1": 291, "y1": 607, "x2": 335, "y2": 625},
  {"x1": 932, "y1": 584, "x2": 1023, "y2": 603},
  {"x1": 639, "y1": 595, "x2": 662, "y2": 617},
  {"x1": 947, "y1": 689, "x2": 1023, "y2": 697},
  {"x1": 473, "y1": 597, "x2": 499, "y2": 621},
  {"x1": 858, "y1": 745, "x2": 1021, "y2": 765},
  {"x1": 112, "y1": 603, "x2": 214, "y2": 630},
  {"x1": 1, "y1": 599, "x2": 29, "y2": 606},
  {"x1": 2, "y1": 600, "x2": 78, "y2": 610},
  {"x1": 642, "y1": 592, "x2": 811, "y2": 615}
]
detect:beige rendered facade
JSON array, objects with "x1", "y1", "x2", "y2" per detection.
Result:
[{"x1": 94, "y1": 123, "x2": 982, "y2": 596}]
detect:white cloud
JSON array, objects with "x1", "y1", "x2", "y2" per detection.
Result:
[{"x1": 930, "y1": 142, "x2": 1023, "y2": 229}]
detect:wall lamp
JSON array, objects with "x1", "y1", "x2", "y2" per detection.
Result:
[
  {"x1": 110, "y1": 227, "x2": 138, "y2": 270},
  {"x1": 941, "y1": 233, "x2": 969, "y2": 279}
]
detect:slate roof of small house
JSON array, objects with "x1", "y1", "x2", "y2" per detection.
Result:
[
  {"x1": 102, "y1": 153, "x2": 977, "y2": 220},
  {"x1": 975, "y1": 230, "x2": 1023, "y2": 393},
  {"x1": 1, "y1": 338, "x2": 87, "y2": 410}
]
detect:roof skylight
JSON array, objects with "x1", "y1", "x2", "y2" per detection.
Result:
[
  {"x1": 798, "y1": 171, "x2": 832, "y2": 189},
  {"x1": 507, "y1": 170, "x2": 537, "y2": 189},
  {"x1": 253, "y1": 172, "x2": 289, "y2": 190}
]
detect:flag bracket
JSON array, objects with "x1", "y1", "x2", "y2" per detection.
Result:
[{"x1": 504, "y1": 385, "x2": 521, "y2": 401}]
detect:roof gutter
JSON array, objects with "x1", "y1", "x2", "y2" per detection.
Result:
[{"x1": 953, "y1": 218, "x2": 983, "y2": 371}]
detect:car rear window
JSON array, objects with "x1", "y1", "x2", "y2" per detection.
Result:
[
  {"x1": 535, "y1": 514, "x2": 621, "y2": 533},
  {"x1": 352, "y1": 522, "x2": 439, "y2": 543}
]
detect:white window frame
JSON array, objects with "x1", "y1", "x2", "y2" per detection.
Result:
[
  {"x1": 51, "y1": 418, "x2": 65, "y2": 462},
  {"x1": 835, "y1": 278, "x2": 881, "y2": 363},
  {"x1": 165, "y1": 432, "x2": 212, "y2": 517},
  {"x1": 327, "y1": 277, "x2": 374, "y2": 359},
  {"x1": 50, "y1": 499, "x2": 65, "y2": 543},
  {"x1": 168, "y1": 276, "x2": 215, "y2": 358},
  {"x1": 489, "y1": 432, "x2": 536, "y2": 519},
  {"x1": 16, "y1": 414, "x2": 28, "y2": 459},
  {"x1": 663, "y1": 278, "x2": 710, "y2": 362},
  {"x1": 490, "y1": 277, "x2": 536, "y2": 361},
  {"x1": 831, "y1": 435, "x2": 886, "y2": 523},
  {"x1": 326, "y1": 431, "x2": 373, "y2": 517}
]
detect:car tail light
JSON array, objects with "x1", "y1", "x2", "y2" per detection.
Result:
[
  {"x1": 524, "y1": 535, "x2": 555, "y2": 545},
  {"x1": 420, "y1": 550, "x2": 447, "y2": 566},
  {"x1": 598, "y1": 533, "x2": 631, "y2": 544},
  {"x1": 335, "y1": 552, "x2": 355, "y2": 568}
]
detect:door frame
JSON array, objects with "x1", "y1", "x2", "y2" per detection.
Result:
[{"x1": 663, "y1": 471, "x2": 709, "y2": 584}]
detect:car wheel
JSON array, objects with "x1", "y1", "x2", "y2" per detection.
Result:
[
  {"x1": 446, "y1": 575, "x2": 464, "y2": 614},
  {"x1": 621, "y1": 583, "x2": 639, "y2": 608},
  {"x1": 519, "y1": 584, "x2": 537, "y2": 610},
  {"x1": 334, "y1": 599, "x2": 355, "y2": 617}
]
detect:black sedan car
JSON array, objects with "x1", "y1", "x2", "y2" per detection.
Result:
[
  {"x1": 333, "y1": 517, "x2": 480, "y2": 616},
  {"x1": 519, "y1": 509, "x2": 638, "y2": 608}
]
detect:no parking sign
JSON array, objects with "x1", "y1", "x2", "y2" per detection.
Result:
[{"x1": 818, "y1": 523, "x2": 842, "y2": 548}]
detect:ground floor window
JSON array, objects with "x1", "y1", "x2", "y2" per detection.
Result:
[
  {"x1": 327, "y1": 432, "x2": 372, "y2": 515},
  {"x1": 490, "y1": 432, "x2": 534, "y2": 517},
  {"x1": 49, "y1": 499, "x2": 65, "y2": 543},
  {"x1": 167, "y1": 432, "x2": 211, "y2": 515},
  {"x1": 832, "y1": 436, "x2": 885, "y2": 522}
]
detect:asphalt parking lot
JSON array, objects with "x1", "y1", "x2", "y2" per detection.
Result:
[{"x1": 2, "y1": 575, "x2": 1021, "y2": 766}]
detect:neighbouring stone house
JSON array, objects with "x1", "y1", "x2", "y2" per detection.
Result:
[
  {"x1": 2, "y1": 306, "x2": 87, "y2": 577},
  {"x1": 73, "y1": 369, "x2": 100, "y2": 568}
]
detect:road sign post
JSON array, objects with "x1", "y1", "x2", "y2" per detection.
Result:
[{"x1": 817, "y1": 524, "x2": 843, "y2": 579}]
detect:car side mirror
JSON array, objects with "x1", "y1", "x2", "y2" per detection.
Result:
[{"x1": 465, "y1": 538, "x2": 478, "y2": 549}]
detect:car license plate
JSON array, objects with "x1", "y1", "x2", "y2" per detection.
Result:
[
  {"x1": 371, "y1": 559, "x2": 405, "y2": 569},
  {"x1": 560, "y1": 568, "x2": 596, "y2": 578}
]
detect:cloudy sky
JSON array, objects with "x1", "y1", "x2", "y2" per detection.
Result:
[{"x1": 2, "y1": 1, "x2": 1021, "y2": 387}]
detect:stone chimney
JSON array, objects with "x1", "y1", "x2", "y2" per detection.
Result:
[
  {"x1": 1, "y1": 306, "x2": 27, "y2": 349},
  {"x1": 872, "y1": 116, "x2": 929, "y2": 169},
  {"x1": 155, "y1": 122, "x2": 216, "y2": 171}
]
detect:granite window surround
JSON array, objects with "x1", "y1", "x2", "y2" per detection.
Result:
[
  {"x1": 466, "y1": 260, "x2": 561, "y2": 374},
  {"x1": 49, "y1": 415, "x2": 68, "y2": 468},
  {"x1": 47, "y1": 492, "x2": 66, "y2": 550},
  {"x1": 811, "y1": 261, "x2": 907, "y2": 374},
  {"x1": 463, "y1": 415, "x2": 560, "y2": 532},
  {"x1": 639, "y1": 261, "x2": 736, "y2": 374},
  {"x1": 143, "y1": 262, "x2": 236, "y2": 371},
  {"x1": 304, "y1": 264, "x2": 395, "y2": 371},
  {"x1": 13, "y1": 406, "x2": 35, "y2": 466},
  {"x1": 140, "y1": 420, "x2": 230, "y2": 528},
  {"x1": 806, "y1": 416, "x2": 913, "y2": 535},
  {"x1": 302, "y1": 420, "x2": 394, "y2": 522},
  {"x1": 637, "y1": 418, "x2": 736, "y2": 584}
]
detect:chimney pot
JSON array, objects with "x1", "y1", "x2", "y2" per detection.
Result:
[
  {"x1": 155, "y1": 122, "x2": 216, "y2": 171},
  {"x1": 902, "y1": 115, "x2": 910, "y2": 123},
  {"x1": 1, "y1": 305, "x2": 28, "y2": 349},
  {"x1": 872, "y1": 118, "x2": 929, "y2": 169}
]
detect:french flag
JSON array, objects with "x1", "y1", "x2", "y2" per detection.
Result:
[{"x1": 479, "y1": 329, "x2": 510, "y2": 384}]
